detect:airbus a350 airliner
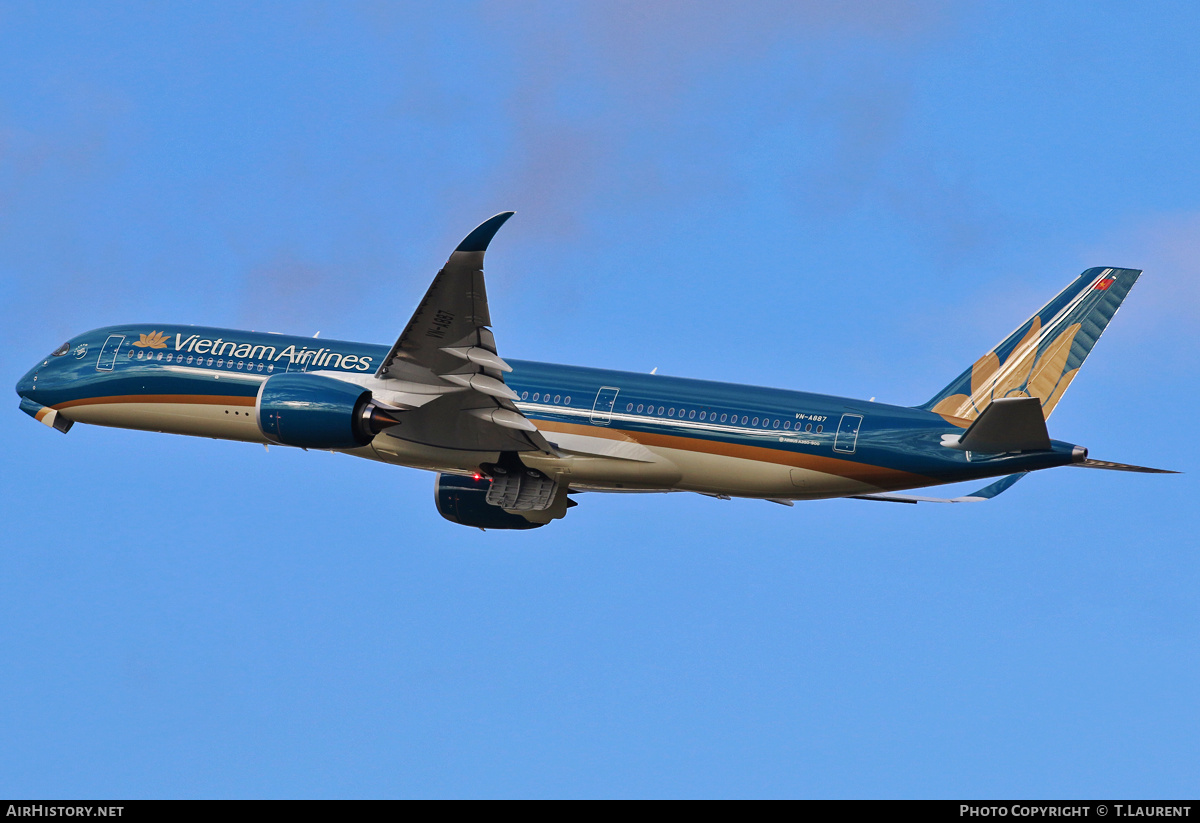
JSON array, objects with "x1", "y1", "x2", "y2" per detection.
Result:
[{"x1": 16, "y1": 213, "x2": 1173, "y2": 529}]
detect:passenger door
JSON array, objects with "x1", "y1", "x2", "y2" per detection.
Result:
[
  {"x1": 590, "y1": 386, "x2": 620, "y2": 425},
  {"x1": 834, "y1": 413, "x2": 863, "y2": 454},
  {"x1": 95, "y1": 335, "x2": 125, "y2": 371}
]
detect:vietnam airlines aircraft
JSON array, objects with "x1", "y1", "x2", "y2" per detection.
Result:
[{"x1": 16, "y1": 213, "x2": 1174, "y2": 529}]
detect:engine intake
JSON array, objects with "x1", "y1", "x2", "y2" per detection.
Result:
[{"x1": 257, "y1": 372, "x2": 396, "y2": 450}]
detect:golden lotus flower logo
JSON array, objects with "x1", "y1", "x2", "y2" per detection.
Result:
[
  {"x1": 932, "y1": 318, "x2": 1082, "y2": 425},
  {"x1": 133, "y1": 330, "x2": 170, "y2": 349}
]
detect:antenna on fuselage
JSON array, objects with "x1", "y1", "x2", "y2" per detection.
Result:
[
  {"x1": 650, "y1": 367, "x2": 658, "y2": 375},
  {"x1": 313, "y1": 331, "x2": 321, "y2": 338}
]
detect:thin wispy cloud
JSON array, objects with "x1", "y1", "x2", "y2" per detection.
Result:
[
  {"x1": 462, "y1": 0, "x2": 959, "y2": 243},
  {"x1": 1085, "y1": 211, "x2": 1200, "y2": 330}
]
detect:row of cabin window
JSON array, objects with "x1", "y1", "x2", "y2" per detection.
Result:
[
  {"x1": 129, "y1": 349, "x2": 276, "y2": 373},
  {"x1": 515, "y1": 389, "x2": 824, "y2": 433},
  {"x1": 520, "y1": 392, "x2": 571, "y2": 405},
  {"x1": 624, "y1": 402, "x2": 823, "y2": 432}
]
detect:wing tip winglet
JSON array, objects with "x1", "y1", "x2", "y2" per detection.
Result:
[{"x1": 455, "y1": 212, "x2": 516, "y2": 253}]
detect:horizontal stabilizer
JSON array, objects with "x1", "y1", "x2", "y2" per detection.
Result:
[
  {"x1": 942, "y1": 397, "x2": 1050, "y2": 453},
  {"x1": 852, "y1": 472, "x2": 1028, "y2": 504},
  {"x1": 1071, "y1": 459, "x2": 1179, "y2": 474}
]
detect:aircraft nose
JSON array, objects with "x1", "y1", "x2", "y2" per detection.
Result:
[{"x1": 15, "y1": 364, "x2": 38, "y2": 399}]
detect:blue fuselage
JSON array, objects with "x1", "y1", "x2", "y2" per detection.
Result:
[{"x1": 17, "y1": 324, "x2": 1083, "y2": 498}]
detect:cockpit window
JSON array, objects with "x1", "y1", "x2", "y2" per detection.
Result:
[{"x1": 51, "y1": 341, "x2": 70, "y2": 357}]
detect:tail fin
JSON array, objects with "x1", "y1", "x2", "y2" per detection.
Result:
[{"x1": 919, "y1": 267, "x2": 1141, "y2": 423}]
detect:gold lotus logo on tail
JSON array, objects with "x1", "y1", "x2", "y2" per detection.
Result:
[
  {"x1": 133, "y1": 330, "x2": 170, "y2": 349},
  {"x1": 932, "y1": 321, "x2": 1082, "y2": 424}
]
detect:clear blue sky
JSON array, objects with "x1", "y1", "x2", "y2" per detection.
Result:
[{"x1": 1, "y1": 1, "x2": 1197, "y2": 798}]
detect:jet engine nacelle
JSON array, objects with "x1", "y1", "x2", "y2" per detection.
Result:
[
  {"x1": 257, "y1": 372, "x2": 396, "y2": 450},
  {"x1": 435, "y1": 473, "x2": 544, "y2": 530}
]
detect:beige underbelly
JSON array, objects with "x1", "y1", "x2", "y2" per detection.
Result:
[{"x1": 61, "y1": 400, "x2": 265, "y2": 443}]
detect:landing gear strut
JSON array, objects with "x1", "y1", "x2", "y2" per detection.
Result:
[{"x1": 479, "y1": 452, "x2": 559, "y2": 512}]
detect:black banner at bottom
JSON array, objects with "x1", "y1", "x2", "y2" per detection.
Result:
[{"x1": 1, "y1": 799, "x2": 1197, "y2": 809}]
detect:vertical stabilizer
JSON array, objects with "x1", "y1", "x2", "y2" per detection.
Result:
[{"x1": 919, "y1": 267, "x2": 1141, "y2": 423}]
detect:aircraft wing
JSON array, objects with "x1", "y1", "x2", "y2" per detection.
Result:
[
  {"x1": 851, "y1": 472, "x2": 1028, "y2": 504},
  {"x1": 372, "y1": 213, "x2": 554, "y2": 454},
  {"x1": 378, "y1": 213, "x2": 514, "y2": 381}
]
